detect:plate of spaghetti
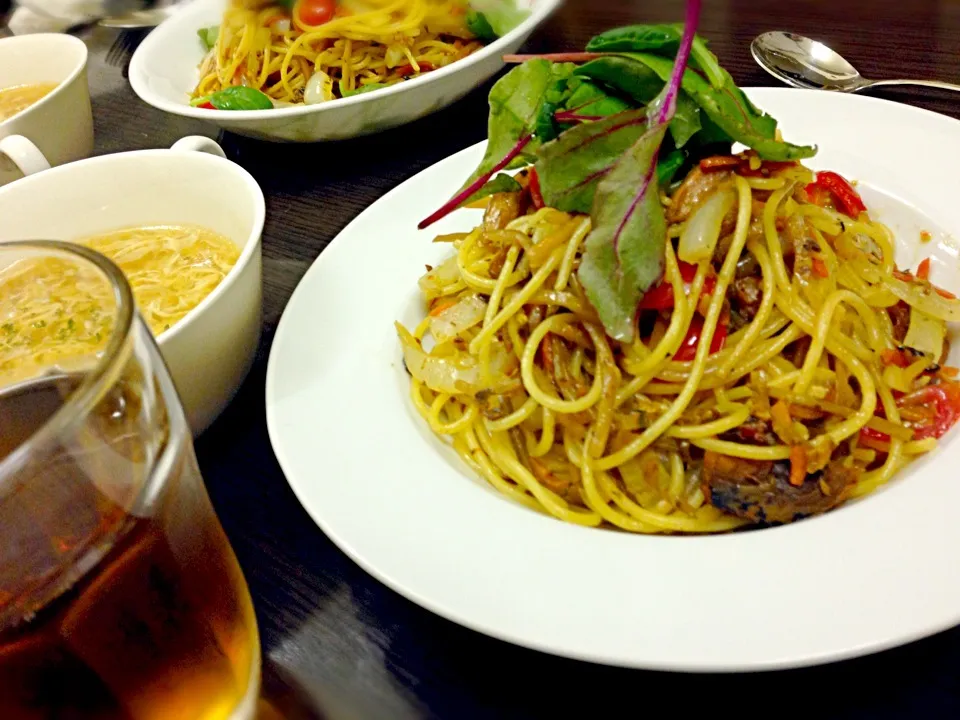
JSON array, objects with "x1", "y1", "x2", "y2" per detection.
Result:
[
  {"x1": 267, "y1": 13, "x2": 960, "y2": 670},
  {"x1": 129, "y1": 0, "x2": 560, "y2": 141}
]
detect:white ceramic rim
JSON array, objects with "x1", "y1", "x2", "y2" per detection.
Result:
[
  {"x1": 0, "y1": 148, "x2": 265, "y2": 346},
  {"x1": 0, "y1": 33, "x2": 88, "y2": 131},
  {"x1": 129, "y1": 0, "x2": 563, "y2": 120},
  {"x1": 265, "y1": 88, "x2": 960, "y2": 671}
]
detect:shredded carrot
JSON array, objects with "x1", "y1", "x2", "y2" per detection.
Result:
[
  {"x1": 917, "y1": 257, "x2": 932, "y2": 280},
  {"x1": 429, "y1": 299, "x2": 457, "y2": 317},
  {"x1": 881, "y1": 348, "x2": 911, "y2": 368},
  {"x1": 789, "y1": 445, "x2": 807, "y2": 487},
  {"x1": 942, "y1": 367, "x2": 960, "y2": 379},
  {"x1": 811, "y1": 256, "x2": 829, "y2": 278},
  {"x1": 541, "y1": 333, "x2": 555, "y2": 374}
]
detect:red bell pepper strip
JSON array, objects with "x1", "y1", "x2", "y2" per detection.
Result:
[
  {"x1": 901, "y1": 385, "x2": 960, "y2": 440},
  {"x1": 198, "y1": 102, "x2": 215, "y2": 110},
  {"x1": 673, "y1": 312, "x2": 728, "y2": 362},
  {"x1": 528, "y1": 167, "x2": 544, "y2": 210},
  {"x1": 638, "y1": 262, "x2": 717, "y2": 311},
  {"x1": 805, "y1": 171, "x2": 866, "y2": 218}
]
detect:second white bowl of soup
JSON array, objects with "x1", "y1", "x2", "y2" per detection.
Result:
[
  {"x1": 0, "y1": 33, "x2": 93, "y2": 186},
  {"x1": 0, "y1": 137, "x2": 264, "y2": 434}
]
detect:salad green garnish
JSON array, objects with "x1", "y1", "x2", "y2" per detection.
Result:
[{"x1": 419, "y1": 3, "x2": 817, "y2": 341}]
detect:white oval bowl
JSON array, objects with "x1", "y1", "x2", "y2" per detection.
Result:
[
  {"x1": 0, "y1": 138, "x2": 265, "y2": 435},
  {"x1": 129, "y1": 0, "x2": 562, "y2": 142}
]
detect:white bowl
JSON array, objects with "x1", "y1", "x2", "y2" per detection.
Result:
[
  {"x1": 129, "y1": 0, "x2": 562, "y2": 142},
  {"x1": 0, "y1": 136, "x2": 264, "y2": 435},
  {"x1": 0, "y1": 33, "x2": 93, "y2": 186}
]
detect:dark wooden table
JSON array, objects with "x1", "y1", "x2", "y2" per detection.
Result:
[{"x1": 66, "y1": 1, "x2": 960, "y2": 716}]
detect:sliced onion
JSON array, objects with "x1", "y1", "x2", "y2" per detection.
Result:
[
  {"x1": 273, "y1": 18, "x2": 291, "y2": 32},
  {"x1": 678, "y1": 188, "x2": 735, "y2": 263},
  {"x1": 304, "y1": 71, "x2": 332, "y2": 105},
  {"x1": 385, "y1": 45, "x2": 407, "y2": 68},
  {"x1": 397, "y1": 323, "x2": 517, "y2": 395},
  {"x1": 430, "y1": 295, "x2": 487, "y2": 343},
  {"x1": 418, "y1": 255, "x2": 460, "y2": 298},
  {"x1": 903, "y1": 307, "x2": 945, "y2": 358},
  {"x1": 883, "y1": 274, "x2": 960, "y2": 322}
]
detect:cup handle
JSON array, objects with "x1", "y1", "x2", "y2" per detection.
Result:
[
  {"x1": 170, "y1": 136, "x2": 226, "y2": 158},
  {"x1": 0, "y1": 135, "x2": 51, "y2": 177}
]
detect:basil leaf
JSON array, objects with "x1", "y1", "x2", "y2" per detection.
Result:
[
  {"x1": 197, "y1": 25, "x2": 219, "y2": 51},
  {"x1": 468, "y1": 0, "x2": 529, "y2": 37},
  {"x1": 208, "y1": 86, "x2": 274, "y2": 111},
  {"x1": 342, "y1": 82, "x2": 390, "y2": 97},
  {"x1": 535, "y1": 108, "x2": 649, "y2": 214},
  {"x1": 466, "y1": 10, "x2": 498, "y2": 41}
]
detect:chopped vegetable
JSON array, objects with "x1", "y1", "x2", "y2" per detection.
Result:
[
  {"x1": 673, "y1": 310, "x2": 728, "y2": 362},
  {"x1": 789, "y1": 445, "x2": 807, "y2": 487},
  {"x1": 638, "y1": 261, "x2": 715, "y2": 310},
  {"x1": 903, "y1": 307, "x2": 945, "y2": 359},
  {"x1": 677, "y1": 187, "x2": 734, "y2": 263},
  {"x1": 466, "y1": 10, "x2": 497, "y2": 41},
  {"x1": 805, "y1": 171, "x2": 866, "y2": 218},
  {"x1": 468, "y1": 0, "x2": 529, "y2": 38},
  {"x1": 901, "y1": 385, "x2": 960, "y2": 440},
  {"x1": 296, "y1": 0, "x2": 336, "y2": 27},
  {"x1": 342, "y1": 82, "x2": 391, "y2": 97},
  {"x1": 430, "y1": 295, "x2": 488, "y2": 343},
  {"x1": 197, "y1": 25, "x2": 220, "y2": 51}
]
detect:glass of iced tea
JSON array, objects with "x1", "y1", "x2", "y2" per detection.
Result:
[{"x1": 0, "y1": 241, "x2": 260, "y2": 719}]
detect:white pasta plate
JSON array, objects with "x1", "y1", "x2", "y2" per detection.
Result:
[
  {"x1": 128, "y1": 0, "x2": 561, "y2": 142},
  {"x1": 266, "y1": 89, "x2": 960, "y2": 670}
]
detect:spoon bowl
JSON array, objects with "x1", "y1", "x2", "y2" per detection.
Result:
[
  {"x1": 751, "y1": 30, "x2": 960, "y2": 95},
  {"x1": 751, "y1": 31, "x2": 866, "y2": 91}
]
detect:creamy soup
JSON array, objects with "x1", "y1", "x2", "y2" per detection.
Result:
[{"x1": 0, "y1": 83, "x2": 59, "y2": 122}]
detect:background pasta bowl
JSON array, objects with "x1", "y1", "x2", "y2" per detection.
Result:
[{"x1": 128, "y1": 0, "x2": 561, "y2": 142}]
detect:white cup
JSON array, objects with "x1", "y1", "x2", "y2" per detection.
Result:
[
  {"x1": 0, "y1": 33, "x2": 93, "y2": 187},
  {"x1": 0, "y1": 136, "x2": 265, "y2": 435}
]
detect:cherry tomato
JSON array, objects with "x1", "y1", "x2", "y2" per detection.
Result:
[{"x1": 296, "y1": 0, "x2": 336, "y2": 26}]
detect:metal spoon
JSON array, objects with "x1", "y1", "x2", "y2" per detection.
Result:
[
  {"x1": 751, "y1": 31, "x2": 960, "y2": 94},
  {"x1": 98, "y1": 6, "x2": 177, "y2": 29}
]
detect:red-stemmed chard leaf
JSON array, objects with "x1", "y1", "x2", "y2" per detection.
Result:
[
  {"x1": 503, "y1": 53, "x2": 604, "y2": 64},
  {"x1": 535, "y1": 109, "x2": 649, "y2": 215},
  {"x1": 577, "y1": 0, "x2": 701, "y2": 342},
  {"x1": 418, "y1": 135, "x2": 531, "y2": 229},
  {"x1": 419, "y1": 59, "x2": 569, "y2": 229}
]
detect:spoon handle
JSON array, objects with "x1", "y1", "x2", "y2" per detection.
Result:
[{"x1": 863, "y1": 78, "x2": 960, "y2": 94}]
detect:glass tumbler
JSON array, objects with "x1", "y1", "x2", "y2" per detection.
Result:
[{"x1": 0, "y1": 241, "x2": 260, "y2": 719}]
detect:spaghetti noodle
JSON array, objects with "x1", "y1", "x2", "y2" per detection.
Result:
[
  {"x1": 193, "y1": 0, "x2": 486, "y2": 105},
  {"x1": 398, "y1": 159, "x2": 960, "y2": 533}
]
